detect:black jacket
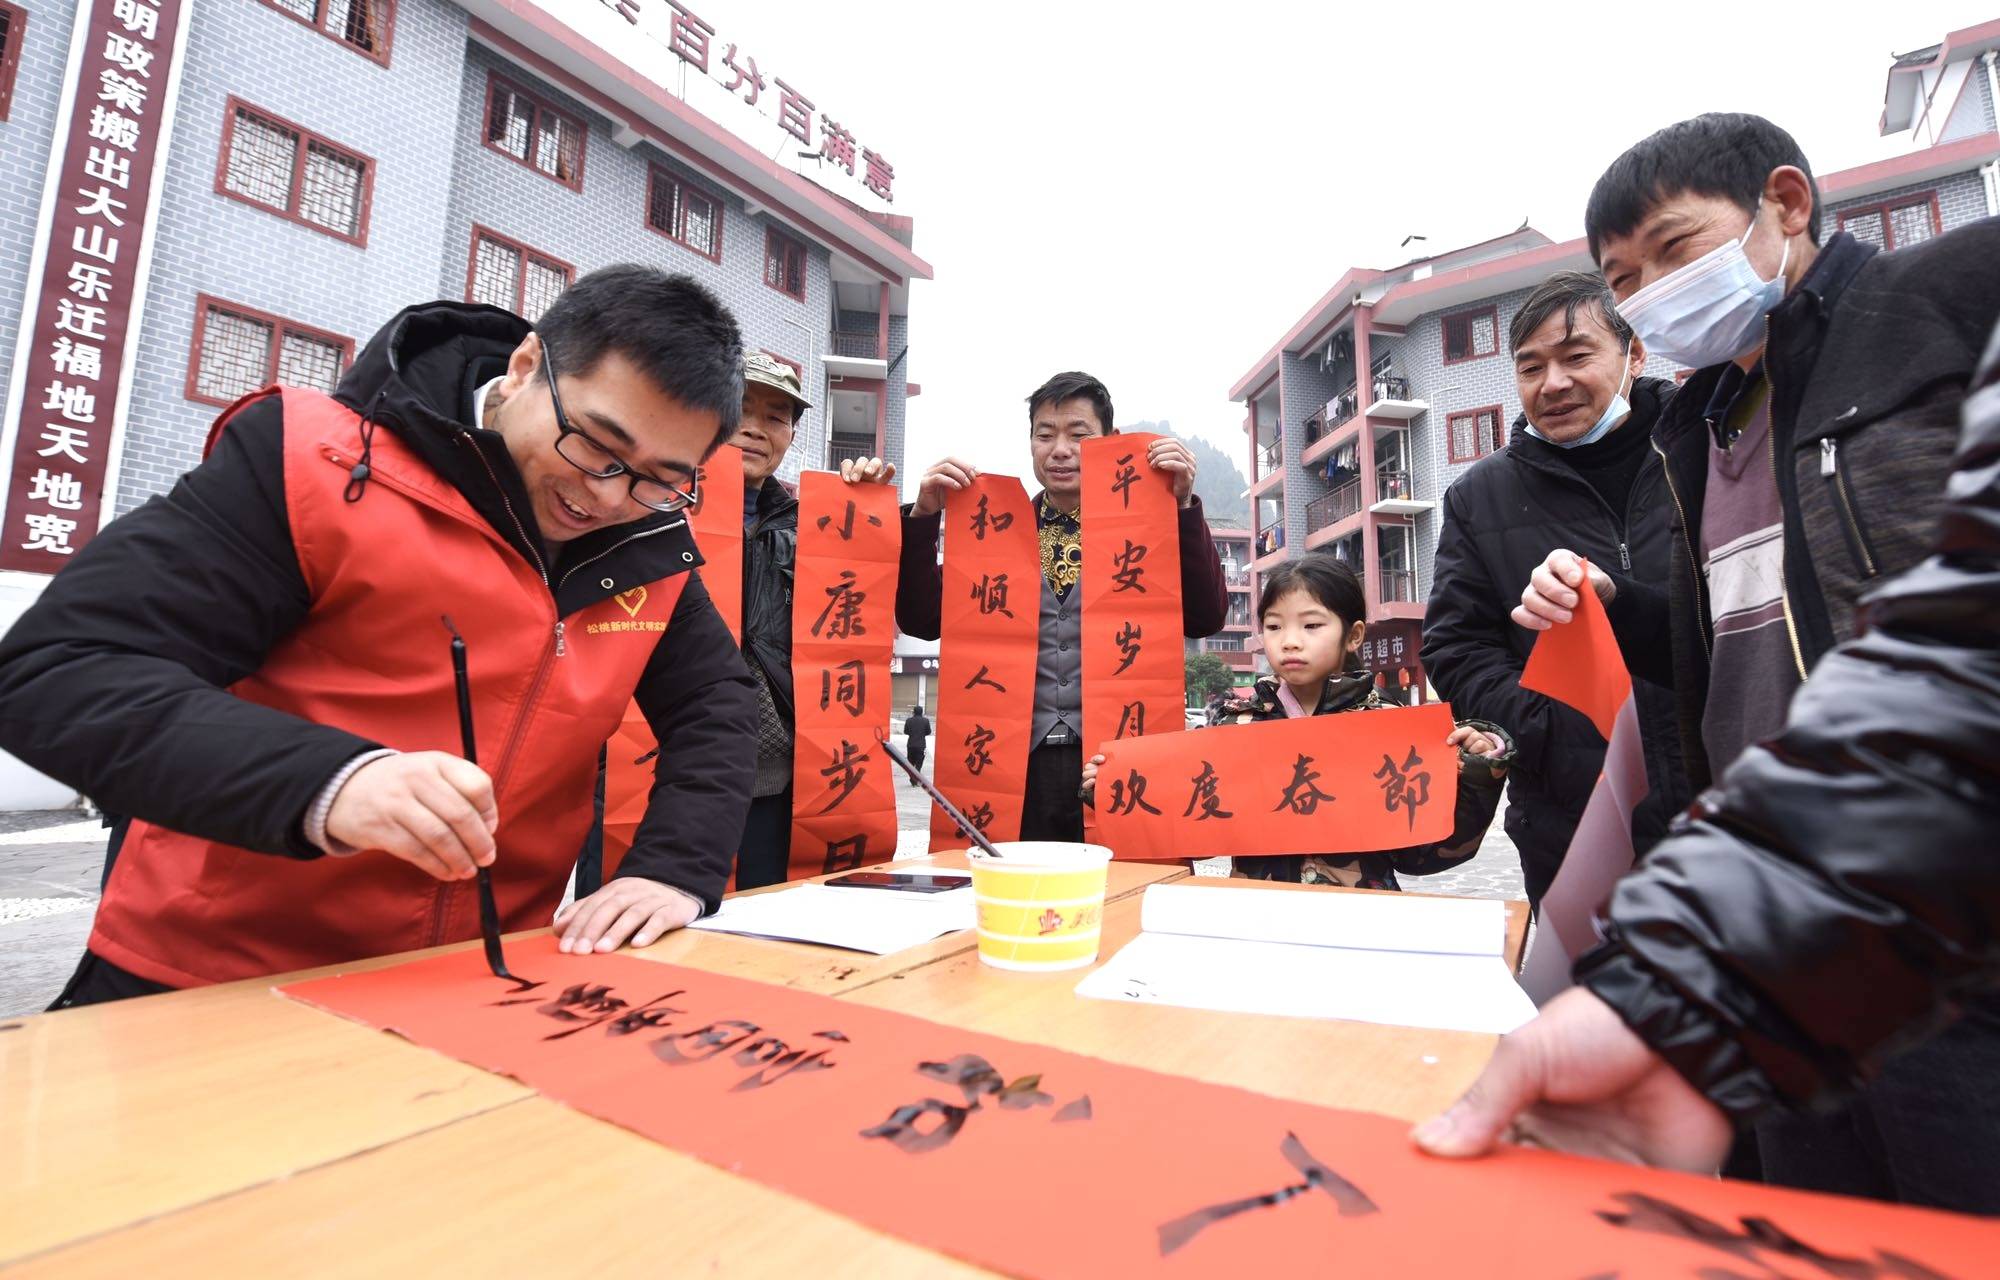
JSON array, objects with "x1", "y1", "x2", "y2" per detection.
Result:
[
  {"x1": 1421, "y1": 377, "x2": 1688, "y2": 904},
  {"x1": 1576, "y1": 228, "x2": 2000, "y2": 1120},
  {"x1": 0, "y1": 300, "x2": 756, "y2": 912},
  {"x1": 1602, "y1": 225, "x2": 1999, "y2": 791},
  {"x1": 741, "y1": 475, "x2": 800, "y2": 724}
]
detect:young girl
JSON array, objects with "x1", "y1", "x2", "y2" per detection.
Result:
[{"x1": 1085, "y1": 553, "x2": 1513, "y2": 890}]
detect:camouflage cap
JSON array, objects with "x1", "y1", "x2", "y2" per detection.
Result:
[{"x1": 743, "y1": 350, "x2": 811, "y2": 418}]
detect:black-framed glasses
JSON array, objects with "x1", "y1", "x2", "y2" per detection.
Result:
[{"x1": 541, "y1": 342, "x2": 700, "y2": 514}]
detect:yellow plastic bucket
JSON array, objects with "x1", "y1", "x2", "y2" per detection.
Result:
[{"x1": 967, "y1": 842, "x2": 1113, "y2": 972}]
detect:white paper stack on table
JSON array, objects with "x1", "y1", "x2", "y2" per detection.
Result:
[
  {"x1": 686, "y1": 879, "x2": 974, "y2": 955},
  {"x1": 1075, "y1": 883, "x2": 1535, "y2": 1035}
]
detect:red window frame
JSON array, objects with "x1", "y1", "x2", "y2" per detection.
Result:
[
  {"x1": 253, "y1": 0, "x2": 396, "y2": 67},
  {"x1": 1441, "y1": 305, "x2": 1500, "y2": 365},
  {"x1": 186, "y1": 295, "x2": 355, "y2": 408},
  {"x1": 1446, "y1": 405, "x2": 1506, "y2": 464},
  {"x1": 763, "y1": 226, "x2": 807, "y2": 301},
  {"x1": 761, "y1": 350, "x2": 803, "y2": 378},
  {"x1": 1835, "y1": 191, "x2": 1943, "y2": 252},
  {"x1": 0, "y1": 2, "x2": 27, "y2": 123},
  {"x1": 481, "y1": 72, "x2": 587, "y2": 193},
  {"x1": 465, "y1": 225, "x2": 575, "y2": 319},
  {"x1": 214, "y1": 98, "x2": 376, "y2": 247},
  {"x1": 644, "y1": 163, "x2": 724, "y2": 263}
]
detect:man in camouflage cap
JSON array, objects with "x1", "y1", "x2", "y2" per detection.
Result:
[{"x1": 730, "y1": 351, "x2": 895, "y2": 886}]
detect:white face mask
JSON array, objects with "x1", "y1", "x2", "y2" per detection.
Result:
[
  {"x1": 1524, "y1": 350, "x2": 1632, "y2": 448},
  {"x1": 1617, "y1": 209, "x2": 1791, "y2": 370}
]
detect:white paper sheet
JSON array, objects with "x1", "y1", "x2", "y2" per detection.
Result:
[
  {"x1": 1075, "y1": 884, "x2": 1535, "y2": 1035},
  {"x1": 687, "y1": 882, "x2": 975, "y2": 955}
]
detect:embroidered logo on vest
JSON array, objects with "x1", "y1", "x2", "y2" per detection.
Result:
[{"x1": 615, "y1": 586, "x2": 648, "y2": 617}]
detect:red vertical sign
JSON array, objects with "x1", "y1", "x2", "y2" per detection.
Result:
[
  {"x1": 1, "y1": 0, "x2": 187, "y2": 572},
  {"x1": 929, "y1": 475, "x2": 1039, "y2": 849},
  {"x1": 1079, "y1": 434, "x2": 1184, "y2": 756},
  {"x1": 789, "y1": 472, "x2": 899, "y2": 880}
]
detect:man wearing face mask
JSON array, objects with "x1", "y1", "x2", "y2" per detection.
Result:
[
  {"x1": 1446, "y1": 113, "x2": 2000, "y2": 1210},
  {"x1": 1421, "y1": 272, "x2": 1686, "y2": 908},
  {"x1": 896, "y1": 371, "x2": 1228, "y2": 841}
]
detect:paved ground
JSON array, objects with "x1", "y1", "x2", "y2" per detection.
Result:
[{"x1": 0, "y1": 746, "x2": 1527, "y2": 1017}]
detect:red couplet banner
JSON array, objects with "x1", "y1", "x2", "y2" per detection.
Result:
[
  {"x1": 789, "y1": 473, "x2": 900, "y2": 880},
  {"x1": 1520, "y1": 558, "x2": 1630, "y2": 742},
  {"x1": 1079, "y1": 434, "x2": 1184, "y2": 754},
  {"x1": 1093, "y1": 704, "x2": 1459, "y2": 861},
  {"x1": 602, "y1": 446, "x2": 746, "y2": 880},
  {"x1": 283, "y1": 944, "x2": 2000, "y2": 1279},
  {"x1": 931, "y1": 475, "x2": 1040, "y2": 849}
]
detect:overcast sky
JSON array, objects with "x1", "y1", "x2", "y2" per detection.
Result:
[{"x1": 707, "y1": 0, "x2": 1994, "y2": 491}]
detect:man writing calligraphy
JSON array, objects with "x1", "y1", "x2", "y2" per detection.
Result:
[{"x1": 895, "y1": 371, "x2": 1228, "y2": 840}]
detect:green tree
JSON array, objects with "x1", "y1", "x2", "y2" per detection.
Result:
[{"x1": 1185, "y1": 652, "x2": 1235, "y2": 706}]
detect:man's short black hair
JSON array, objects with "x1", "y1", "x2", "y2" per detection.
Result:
[
  {"x1": 1027, "y1": 371, "x2": 1115, "y2": 435},
  {"x1": 536, "y1": 265, "x2": 745, "y2": 452},
  {"x1": 1509, "y1": 271, "x2": 1634, "y2": 356},
  {"x1": 1585, "y1": 113, "x2": 1822, "y2": 262}
]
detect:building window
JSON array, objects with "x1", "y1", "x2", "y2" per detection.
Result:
[
  {"x1": 1446, "y1": 405, "x2": 1505, "y2": 463},
  {"x1": 1837, "y1": 192, "x2": 1941, "y2": 252},
  {"x1": 0, "y1": 3, "x2": 25, "y2": 123},
  {"x1": 763, "y1": 227, "x2": 807, "y2": 301},
  {"x1": 255, "y1": 0, "x2": 394, "y2": 65},
  {"x1": 645, "y1": 165, "x2": 722, "y2": 261},
  {"x1": 188, "y1": 297, "x2": 352, "y2": 407},
  {"x1": 467, "y1": 226, "x2": 573, "y2": 322},
  {"x1": 217, "y1": 100, "x2": 374, "y2": 244},
  {"x1": 1441, "y1": 306, "x2": 1499, "y2": 364},
  {"x1": 483, "y1": 73, "x2": 585, "y2": 191}
]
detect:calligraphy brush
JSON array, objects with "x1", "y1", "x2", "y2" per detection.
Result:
[
  {"x1": 442, "y1": 615, "x2": 517, "y2": 980},
  {"x1": 876, "y1": 731, "x2": 1004, "y2": 859}
]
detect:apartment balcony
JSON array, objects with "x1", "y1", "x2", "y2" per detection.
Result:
[
  {"x1": 1379, "y1": 569, "x2": 1418, "y2": 605},
  {"x1": 1366, "y1": 374, "x2": 1428, "y2": 421},
  {"x1": 1252, "y1": 525, "x2": 1287, "y2": 567},
  {"x1": 825, "y1": 328, "x2": 888, "y2": 378},
  {"x1": 827, "y1": 435, "x2": 876, "y2": 469},
  {"x1": 1369, "y1": 469, "x2": 1436, "y2": 516},
  {"x1": 1304, "y1": 479, "x2": 1362, "y2": 537}
]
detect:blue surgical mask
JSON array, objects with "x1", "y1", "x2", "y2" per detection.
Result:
[
  {"x1": 1618, "y1": 208, "x2": 1791, "y2": 369},
  {"x1": 1524, "y1": 352, "x2": 1632, "y2": 448}
]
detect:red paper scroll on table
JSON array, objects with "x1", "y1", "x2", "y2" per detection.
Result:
[
  {"x1": 1093, "y1": 703, "x2": 1459, "y2": 861},
  {"x1": 931, "y1": 476, "x2": 1041, "y2": 849},
  {"x1": 789, "y1": 473, "x2": 901, "y2": 880},
  {"x1": 1080, "y1": 434, "x2": 1185, "y2": 755},
  {"x1": 284, "y1": 944, "x2": 2000, "y2": 1280},
  {"x1": 602, "y1": 446, "x2": 747, "y2": 879}
]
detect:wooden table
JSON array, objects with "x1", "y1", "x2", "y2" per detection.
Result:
[{"x1": 0, "y1": 860, "x2": 1526, "y2": 1276}]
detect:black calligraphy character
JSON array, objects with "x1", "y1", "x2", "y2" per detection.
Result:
[
  {"x1": 818, "y1": 658, "x2": 868, "y2": 718},
  {"x1": 1373, "y1": 747, "x2": 1431, "y2": 831},
  {"x1": 969, "y1": 492, "x2": 1014, "y2": 540},
  {"x1": 812, "y1": 571, "x2": 867, "y2": 639},
  {"x1": 1106, "y1": 769, "x2": 1162, "y2": 817},
  {"x1": 963, "y1": 724, "x2": 997, "y2": 776},
  {"x1": 1115, "y1": 700, "x2": 1147, "y2": 739},
  {"x1": 918, "y1": 1054, "x2": 1054, "y2": 1112},
  {"x1": 963, "y1": 800, "x2": 995, "y2": 831},
  {"x1": 815, "y1": 499, "x2": 882, "y2": 541},
  {"x1": 653, "y1": 1019, "x2": 762, "y2": 1065},
  {"x1": 1184, "y1": 761, "x2": 1234, "y2": 821},
  {"x1": 1111, "y1": 538, "x2": 1148, "y2": 593},
  {"x1": 963, "y1": 664, "x2": 1006, "y2": 694},
  {"x1": 731, "y1": 1036, "x2": 839, "y2": 1091},
  {"x1": 1113, "y1": 621, "x2": 1142, "y2": 675},
  {"x1": 970, "y1": 572, "x2": 1014, "y2": 619},
  {"x1": 817, "y1": 739, "x2": 870, "y2": 814},
  {"x1": 1110, "y1": 451, "x2": 1141, "y2": 509},
  {"x1": 823, "y1": 834, "x2": 868, "y2": 874},
  {"x1": 1273, "y1": 753, "x2": 1336, "y2": 815},
  {"x1": 534, "y1": 984, "x2": 685, "y2": 1040},
  {"x1": 1157, "y1": 1132, "x2": 1378, "y2": 1256},
  {"x1": 1595, "y1": 1191, "x2": 1955, "y2": 1280},
  {"x1": 860, "y1": 1098, "x2": 973, "y2": 1153}
]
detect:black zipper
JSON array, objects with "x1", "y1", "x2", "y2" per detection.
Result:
[
  {"x1": 456, "y1": 432, "x2": 565, "y2": 656},
  {"x1": 1651, "y1": 438, "x2": 1711, "y2": 661},
  {"x1": 1818, "y1": 437, "x2": 1879, "y2": 580}
]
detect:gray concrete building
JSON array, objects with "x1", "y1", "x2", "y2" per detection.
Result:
[{"x1": 0, "y1": 0, "x2": 931, "y2": 805}]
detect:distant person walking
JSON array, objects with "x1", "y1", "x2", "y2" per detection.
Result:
[{"x1": 902, "y1": 704, "x2": 932, "y2": 771}]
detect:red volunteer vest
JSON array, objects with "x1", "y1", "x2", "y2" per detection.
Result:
[{"x1": 90, "y1": 387, "x2": 686, "y2": 987}]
